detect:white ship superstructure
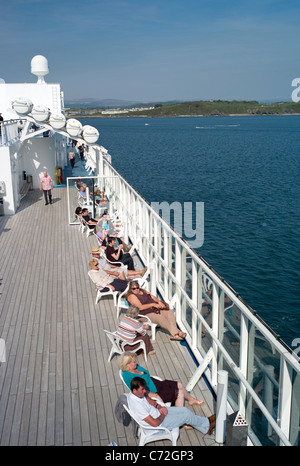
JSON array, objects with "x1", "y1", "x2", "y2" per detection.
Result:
[{"x1": 0, "y1": 56, "x2": 102, "y2": 216}]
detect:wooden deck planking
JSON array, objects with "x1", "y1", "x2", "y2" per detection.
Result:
[{"x1": 0, "y1": 188, "x2": 217, "y2": 446}]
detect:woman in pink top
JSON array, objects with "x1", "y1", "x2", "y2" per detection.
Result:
[{"x1": 39, "y1": 171, "x2": 53, "y2": 205}]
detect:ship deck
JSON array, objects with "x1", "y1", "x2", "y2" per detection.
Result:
[{"x1": 0, "y1": 188, "x2": 217, "y2": 447}]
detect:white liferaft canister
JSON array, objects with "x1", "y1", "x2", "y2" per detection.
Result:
[
  {"x1": 12, "y1": 97, "x2": 33, "y2": 115},
  {"x1": 31, "y1": 104, "x2": 50, "y2": 122},
  {"x1": 66, "y1": 118, "x2": 83, "y2": 137},
  {"x1": 49, "y1": 112, "x2": 66, "y2": 130},
  {"x1": 82, "y1": 125, "x2": 99, "y2": 144}
]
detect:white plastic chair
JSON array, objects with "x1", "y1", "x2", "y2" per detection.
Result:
[
  {"x1": 81, "y1": 217, "x2": 95, "y2": 237},
  {"x1": 88, "y1": 270, "x2": 119, "y2": 305},
  {"x1": 123, "y1": 396, "x2": 179, "y2": 446},
  {"x1": 75, "y1": 214, "x2": 86, "y2": 234},
  {"x1": 103, "y1": 330, "x2": 147, "y2": 362},
  {"x1": 77, "y1": 192, "x2": 93, "y2": 209}
]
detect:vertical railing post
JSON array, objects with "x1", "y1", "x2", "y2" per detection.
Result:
[
  {"x1": 216, "y1": 370, "x2": 228, "y2": 444},
  {"x1": 262, "y1": 365, "x2": 275, "y2": 438}
]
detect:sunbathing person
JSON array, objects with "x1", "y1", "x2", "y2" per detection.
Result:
[
  {"x1": 82, "y1": 208, "x2": 100, "y2": 229},
  {"x1": 116, "y1": 306, "x2": 155, "y2": 356},
  {"x1": 126, "y1": 281, "x2": 186, "y2": 341},
  {"x1": 95, "y1": 189, "x2": 108, "y2": 206},
  {"x1": 90, "y1": 246, "x2": 147, "y2": 279},
  {"x1": 128, "y1": 377, "x2": 215, "y2": 436},
  {"x1": 106, "y1": 236, "x2": 135, "y2": 270},
  {"x1": 98, "y1": 212, "x2": 115, "y2": 234},
  {"x1": 75, "y1": 206, "x2": 82, "y2": 218},
  {"x1": 89, "y1": 258, "x2": 128, "y2": 292},
  {"x1": 119, "y1": 352, "x2": 204, "y2": 407},
  {"x1": 79, "y1": 183, "x2": 93, "y2": 199}
]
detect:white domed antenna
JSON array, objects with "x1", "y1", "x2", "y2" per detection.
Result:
[{"x1": 31, "y1": 55, "x2": 49, "y2": 84}]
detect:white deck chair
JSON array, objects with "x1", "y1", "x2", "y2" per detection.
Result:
[
  {"x1": 88, "y1": 270, "x2": 119, "y2": 305},
  {"x1": 81, "y1": 217, "x2": 95, "y2": 237},
  {"x1": 75, "y1": 214, "x2": 85, "y2": 234},
  {"x1": 122, "y1": 396, "x2": 179, "y2": 446},
  {"x1": 103, "y1": 330, "x2": 147, "y2": 362},
  {"x1": 77, "y1": 192, "x2": 93, "y2": 209}
]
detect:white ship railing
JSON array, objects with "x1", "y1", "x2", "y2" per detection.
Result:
[{"x1": 98, "y1": 158, "x2": 299, "y2": 447}]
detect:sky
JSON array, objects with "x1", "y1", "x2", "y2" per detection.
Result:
[{"x1": 1, "y1": 0, "x2": 300, "y2": 102}]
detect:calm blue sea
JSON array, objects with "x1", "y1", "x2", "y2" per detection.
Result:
[{"x1": 79, "y1": 115, "x2": 300, "y2": 347}]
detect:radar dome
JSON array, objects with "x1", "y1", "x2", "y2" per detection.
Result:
[{"x1": 31, "y1": 55, "x2": 49, "y2": 83}]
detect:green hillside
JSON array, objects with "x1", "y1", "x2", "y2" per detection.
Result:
[
  {"x1": 69, "y1": 99, "x2": 300, "y2": 118},
  {"x1": 130, "y1": 100, "x2": 300, "y2": 117}
]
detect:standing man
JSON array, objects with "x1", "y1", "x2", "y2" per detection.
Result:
[
  {"x1": 69, "y1": 148, "x2": 76, "y2": 169},
  {"x1": 39, "y1": 170, "x2": 53, "y2": 205},
  {"x1": 78, "y1": 144, "x2": 85, "y2": 160}
]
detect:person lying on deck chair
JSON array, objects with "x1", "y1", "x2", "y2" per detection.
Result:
[
  {"x1": 90, "y1": 247, "x2": 147, "y2": 279},
  {"x1": 105, "y1": 236, "x2": 135, "y2": 271},
  {"x1": 128, "y1": 377, "x2": 216, "y2": 436},
  {"x1": 82, "y1": 208, "x2": 100, "y2": 229},
  {"x1": 126, "y1": 281, "x2": 186, "y2": 342},
  {"x1": 88, "y1": 258, "x2": 128, "y2": 292}
]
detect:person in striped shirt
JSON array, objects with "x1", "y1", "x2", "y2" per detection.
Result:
[{"x1": 116, "y1": 305, "x2": 155, "y2": 356}]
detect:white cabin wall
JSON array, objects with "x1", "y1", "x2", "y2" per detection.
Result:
[
  {"x1": 20, "y1": 137, "x2": 57, "y2": 189},
  {"x1": 0, "y1": 133, "x2": 66, "y2": 215},
  {"x1": 1, "y1": 145, "x2": 17, "y2": 215}
]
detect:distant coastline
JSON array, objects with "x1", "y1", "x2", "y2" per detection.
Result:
[
  {"x1": 66, "y1": 99, "x2": 300, "y2": 118},
  {"x1": 74, "y1": 112, "x2": 300, "y2": 118}
]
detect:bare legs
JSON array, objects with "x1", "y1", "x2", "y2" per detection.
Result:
[{"x1": 175, "y1": 382, "x2": 204, "y2": 407}]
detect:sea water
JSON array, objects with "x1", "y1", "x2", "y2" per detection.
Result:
[{"x1": 79, "y1": 115, "x2": 300, "y2": 347}]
